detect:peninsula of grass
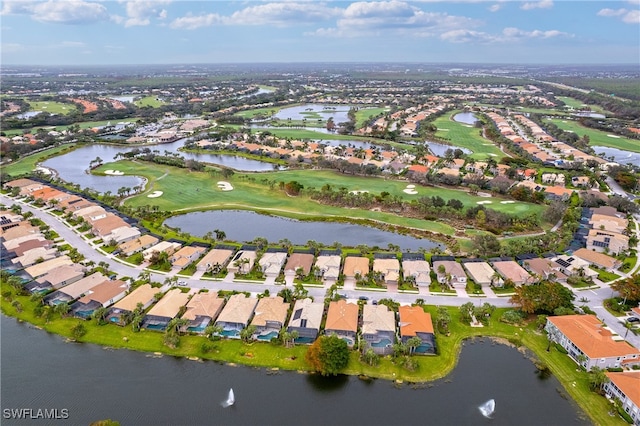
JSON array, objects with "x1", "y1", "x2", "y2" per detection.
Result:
[
  {"x1": 545, "y1": 118, "x2": 640, "y2": 153},
  {"x1": 556, "y1": 96, "x2": 607, "y2": 114},
  {"x1": 2, "y1": 144, "x2": 77, "y2": 177},
  {"x1": 134, "y1": 96, "x2": 165, "y2": 108},
  {"x1": 431, "y1": 112, "x2": 506, "y2": 159},
  {"x1": 0, "y1": 287, "x2": 616, "y2": 426}
]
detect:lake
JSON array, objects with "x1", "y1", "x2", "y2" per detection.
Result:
[
  {"x1": 426, "y1": 141, "x2": 471, "y2": 157},
  {"x1": 592, "y1": 145, "x2": 640, "y2": 165},
  {"x1": 273, "y1": 104, "x2": 354, "y2": 123},
  {"x1": 0, "y1": 318, "x2": 590, "y2": 426},
  {"x1": 41, "y1": 140, "x2": 276, "y2": 193},
  {"x1": 164, "y1": 210, "x2": 441, "y2": 250}
]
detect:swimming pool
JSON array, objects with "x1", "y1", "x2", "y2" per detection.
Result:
[
  {"x1": 257, "y1": 331, "x2": 279, "y2": 341},
  {"x1": 371, "y1": 338, "x2": 393, "y2": 348}
]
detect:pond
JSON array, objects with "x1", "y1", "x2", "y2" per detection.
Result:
[
  {"x1": 41, "y1": 140, "x2": 276, "y2": 193},
  {"x1": 15, "y1": 111, "x2": 43, "y2": 119},
  {"x1": 273, "y1": 104, "x2": 355, "y2": 123},
  {"x1": 426, "y1": 141, "x2": 471, "y2": 157},
  {"x1": 592, "y1": 145, "x2": 640, "y2": 165},
  {"x1": 453, "y1": 112, "x2": 479, "y2": 125},
  {"x1": 164, "y1": 210, "x2": 441, "y2": 250},
  {"x1": 0, "y1": 318, "x2": 590, "y2": 426},
  {"x1": 108, "y1": 95, "x2": 136, "y2": 103}
]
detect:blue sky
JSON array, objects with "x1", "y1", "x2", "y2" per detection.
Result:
[{"x1": 1, "y1": 0, "x2": 639, "y2": 65}]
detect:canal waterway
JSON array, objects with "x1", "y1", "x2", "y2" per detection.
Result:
[
  {"x1": 0, "y1": 318, "x2": 589, "y2": 426},
  {"x1": 164, "y1": 210, "x2": 440, "y2": 250},
  {"x1": 592, "y1": 145, "x2": 640, "y2": 165}
]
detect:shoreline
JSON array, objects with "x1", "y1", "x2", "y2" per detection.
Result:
[{"x1": 0, "y1": 298, "x2": 614, "y2": 425}]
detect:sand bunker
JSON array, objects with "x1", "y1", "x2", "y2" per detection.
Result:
[
  {"x1": 35, "y1": 166, "x2": 52, "y2": 175},
  {"x1": 403, "y1": 184, "x2": 418, "y2": 195},
  {"x1": 217, "y1": 181, "x2": 234, "y2": 191},
  {"x1": 476, "y1": 200, "x2": 493, "y2": 205},
  {"x1": 607, "y1": 134, "x2": 621, "y2": 138},
  {"x1": 147, "y1": 191, "x2": 163, "y2": 198},
  {"x1": 500, "y1": 200, "x2": 516, "y2": 204},
  {"x1": 477, "y1": 192, "x2": 492, "y2": 198},
  {"x1": 350, "y1": 190, "x2": 369, "y2": 195},
  {"x1": 104, "y1": 169, "x2": 124, "y2": 176}
]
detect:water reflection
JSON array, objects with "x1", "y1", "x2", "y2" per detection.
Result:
[
  {"x1": 592, "y1": 145, "x2": 640, "y2": 164},
  {"x1": 306, "y1": 373, "x2": 350, "y2": 392},
  {"x1": 164, "y1": 210, "x2": 440, "y2": 250}
]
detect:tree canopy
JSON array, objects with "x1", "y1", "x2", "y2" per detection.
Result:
[
  {"x1": 305, "y1": 334, "x2": 350, "y2": 376},
  {"x1": 611, "y1": 274, "x2": 640, "y2": 303},
  {"x1": 509, "y1": 281, "x2": 575, "y2": 314}
]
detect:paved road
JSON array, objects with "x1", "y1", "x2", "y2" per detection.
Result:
[{"x1": 3, "y1": 193, "x2": 639, "y2": 349}]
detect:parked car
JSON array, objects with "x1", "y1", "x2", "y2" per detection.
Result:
[
  {"x1": 626, "y1": 317, "x2": 639, "y2": 323},
  {"x1": 358, "y1": 296, "x2": 369, "y2": 301},
  {"x1": 178, "y1": 281, "x2": 187, "y2": 287}
]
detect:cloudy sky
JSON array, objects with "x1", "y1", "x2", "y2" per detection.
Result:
[{"x1": 1, "y1": 0, "x2": 639, "y2": 65}]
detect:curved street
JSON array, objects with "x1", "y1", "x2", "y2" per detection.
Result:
[{"x1": 2, "y1": 192, "x2": 638, "y2": 349}]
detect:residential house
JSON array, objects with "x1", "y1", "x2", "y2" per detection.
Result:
[
  {"x1": 586, "y1": 229, "x2": 629, "y2": 255},
  {"x1": 70, "y1": 279, "x2": 129, "y2": 319},
  {"x1": 250, "y1": 296, "x2": 290, "y2": 340},
  {"x1": 372, "y1": 256, "x2": 401, "y2": 285},
  {"x1": 342, "y1": 256, "x2": 370, "y2": 279},
  {"x1": 44, "y1": 272, "x2": 107, "y2": 306},
  {"x1": 521, "y1": 257, "x2": 568, "y2": 283},
  {"x1": 142, "y1": 288, "x2": 190, "y2": 330},
  {"x1": 315, "y1": 252, "x2": 342, "y2": 282},
  {"x1": 118, "y1": 235, "x2": 159, "y2": 256},
  {"x1": 142, "y1": 241, "x2": 182, "y2": 261},
  {"x1": 401, "y1": 254, "x2": 431, "y2": 287},
  {"x1": 462, "y1": 260, "x2": 500, "y2": 287},
  {"x1": 11, "y1": 247, "x2": 58, "y2": 268},
  {"x1": 5, "y1": 238, "x2": 53, "y2": 258},
  {"x1": 544, "y1": 186, "x2": 574, "y2": 201},
  {"x1": 398, "y1": 305, "x2": 436, "y2": 354},
  {"x1": 324, "y1": 299, "x2": 359, "y2": 347},
  {"x1": 73, "y1": 205, "x2": 106, "y2": 221},
  {"x1": 102, "y1": 225, "x2": 141, "y2": 245},
  {"x1": 572, "y1": 248, "x2": 622, "y2": 272},
  {"x1": 27, "y1": 264, "x2": 86, "y2": 293},
  {"x1": 227, "y1": 249, "x2": 258, "y2": 274},
  {"x1": 107, "y1": 284, "x2": 157, "y2": 325},
  {"x1": 287, "y1": 298, "x2": 324, "y2": 343},
  {"x1": 89, "y1": 214, "x2": 130, "y2": 239},
  {"x1": 258, "y1": 250, "x2": 288, "y2": 277},
  {"x1": 181, "y1": 292, "x2": 225, "y2": 333},
  {"x1": 24, "y1": 256, "x2": 73, "y2": 279},
  {"x1": 603, "y1": 372, "x2": 640, "y2": 426},
  {"x1": 2, "y1": 233, "x2": 47, "y2": 252},
  {"x1": 592, "y1": 206, "x2": 626, "y2": 219},
  {"x1": 362, "y1": 304, "x2": 396, "y2": 355},
  {"x1": 0, "y1": 224, "x2": 40, "y2": 242},
  {"x1": 215, "y1": 294, "x2": 258, "y2": 337},
  {"x1": 170, "y1": 245, "x2": 206, "y2": 270},
  {"x1": 491, "y1": 260, "x2": 533, "y2": 286},
  {"x1": 283, "y1": 252, "x2": 315, "y2": 278},
  {"x1": 196, "y1": 248, "x2": 235, "y2": 273},
  {"x1": 589, "y1": 213, "x2": 628, "y2": 235},
  {"x1": 432, "y1": 260, "x2": 467, "y2": 289},
  {"x1": 553, "y1": 254, "x2": 599, "y2": 279},
  {"x1": 545, "y1": 315, "x2": 640, "y2": 370}
]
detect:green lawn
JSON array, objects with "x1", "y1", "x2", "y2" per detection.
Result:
[
  {"x1": 432, "y1": 112, "x2": 506, "y2": 159},
  {"x1": 3, "y1": 144, "x2": 77, "y2": 177},
  {"x1": 25, "y1": 100, "x2": 77, "y2": 115},
  {"x1": 546, "y1": 118, "x2": 640, "y2": 153},
  {"x1": 99, "y1": 161, "x2": 543, "y2": 235},
  {"x1": 556, "y1": 96, "x2": 607, "y2": 114},
  {"x1": 354, "y1": 107, "x2": 389, "y2": 128},
  {"x1": 134, "y1": 96, "x2": 165, "y2": 108}
]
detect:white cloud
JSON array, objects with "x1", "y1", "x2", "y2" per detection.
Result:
[
  {"x1": 440, "y1": 26, "x2": 571, "y2": 43},
  {"x1": 169, "y1": 13, "x2": 224, "y2": 30},
  {"x1": 489, "y1": 4, "x2": 502, "y2": 12},
  {"x1": 597, "y1": 7, "x2": 640, "y2": 24},
  {"x1": 311, "y1": 1, "x2": 480, "y2": 38},
  {"x1": 521, "y1": 0, "x2": 553, "y2": 11},
  {"x1": 1, "y1": 0, "x2": 110, "y2": 25},
  {"x1": 119, "y1": 0, "x2": 171, "y2": 27},
  {"x1": 440, "y1": 29, "x2": 495, "y2": 43},
  {"x1": 501, "y1": 27, "x2": 570, "y2": 39},
  {"x1": 227, "y1": 2, "x2": 340, "y2": 26}
]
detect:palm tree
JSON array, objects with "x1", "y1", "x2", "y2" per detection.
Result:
[
  {"x1": 240, "y1": 325, "x2": 257, "y2": 343},
  {"x1": 205, "y1": 324, "x2": 223, "y2": 340},
  {"x1": 55, "y1": 302, "x2": 70, "y2": 318},
  {"x1": 92, "y1": 307, "x2": 108, "y2": 325},
  {"x1": 406, "y1": 336, "x2": 422, "y2": 355}
]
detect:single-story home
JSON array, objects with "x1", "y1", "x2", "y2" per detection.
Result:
[
  {"x1": 170, "y1": 245, "x2": 206, "y2": 270},
  {"x1": 398, "y1": 305, "x2": 436, "y2": 354},
  {"x1": 142, "y1": 288, "x2": 190, "y2": 331},
  {"x1": 283, "y1": 252, "x2": 315, "y2": 277},
  {"x1": 24, "y1": 256, "x2": 73, "y2": 279},
  {"x1": 118, "y1": 235, "x2": 159, "y2": 256},
  {"x1": 227, "y1": 249, "x2": 258, "y2": 274},
  {"x1": 258, "y1": 250, "x2": 288, "y2": 276},
  {"x1": 28, "y1": 264, "x2": 86, "y2": 293},
  {"x1": 402, "y1": 254, "x2": 431, "y2": 287},
  {"x1": 572, "y1": 248, "x2": 622, "y2": 271},
  {"x1": 315, "y1": 253, "x2": 341, "y2": 281},
  {"x1": 372, "y1": 257, "x2": 401, "y2": 285},
  {"x1": 432, "y1": 260, "x2": 467, "y2": 288},
  {"x1": 362, "y1": 304, "x2": 396, "y2": 355},
  {"x1": 71, "y1": 279, "x2": 129, "y2": 319},
  {"x1": 250, "y1": 296, "x2": 290, "y2": 340},
  {"x1": 44, "y1": 272, "x2": 108, "y2": 306},
  {"x1": 142, "y1": 241, "x2": 182, "y2": 261},
  {"x1": 196, "y1": 248, "x2": 235, "y2": 273},
  {"x1": 324, "y1": 299, "x2": 359, "y2": 347},
  {"x1": 521, "y1": 257, "x2": 568, "y2": 283},
  {"x1": 342, "y1": 256, "x2": 370, "y2": 279},
  {"x1": 107, "y1": 284, "x2": 158, "y2": 325},
  {"x1": 215, "y1": 293, "x2": 258, "y2": 337},
  {"x1": 491, "y1": 260, "x2": 533, "y2": 286},
  {"x1": 181, "y1": 292, "x2": 225, "y2": 333},
  {"x1": 462, "y1": 260, "x2": 499, "y2": 287},
  {"x1": 287, "y1": 298, "x2": 324, "y2": 343}
]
